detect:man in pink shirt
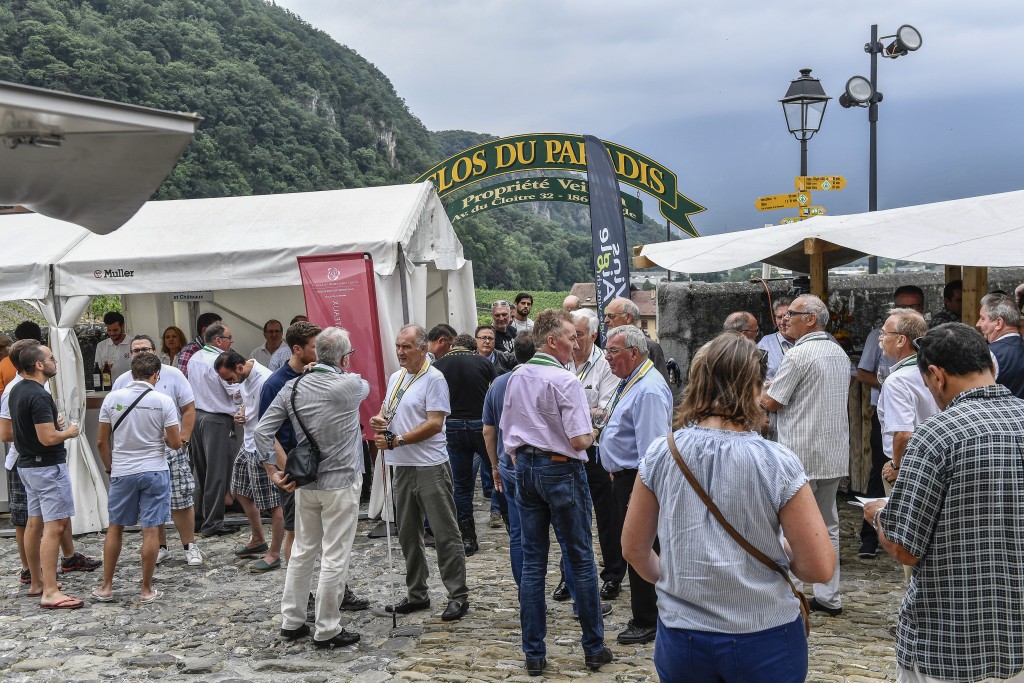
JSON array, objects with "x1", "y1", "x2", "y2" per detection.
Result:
[{"x1": 500, "y1": 308, "x2": 613, "y2": 676}]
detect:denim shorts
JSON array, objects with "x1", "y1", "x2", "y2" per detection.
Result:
[
  {"x1": 19, "y1": 463, "x2": 75, "y2": 523},
  {"x1": 108, "y1": 470, "x2": 171, "y2": 528}
]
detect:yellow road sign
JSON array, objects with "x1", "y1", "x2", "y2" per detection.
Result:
[
  {"x1": 795, "y1": 175, "x2": 845, "y2": 191},
  {"x1": 756, "y1": 191, "x2": 812, "y2": 211},
  {"x1": 780, "y1": 217, "x2": 806, "y2": 224},
  {"x1": 800, "y1": 206, "x2": 827, "y2": 216}
]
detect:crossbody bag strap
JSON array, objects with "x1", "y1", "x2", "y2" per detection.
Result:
[
  {"x1": 289, "y1": 374, "x2": 320, "y2": 454},
  {"x1": 665, "y1": 433, "x2": 804, "y2": 599},
  {"x1": 112, "y1": 387, "x2": 153, "y2": 434}
]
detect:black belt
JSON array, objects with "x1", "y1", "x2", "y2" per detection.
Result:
[{"x1": 518, "y1": 446, "x2": 569, "y2": 462}]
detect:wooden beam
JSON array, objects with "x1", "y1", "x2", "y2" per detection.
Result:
[
  {"x1": 633, "y1": 254, "x2": 657, "y2": 269},
  {"x1": 962, "y1": 266, "x2": 988, "y2": 327},
  {"x1": 944, "y1": 265, "x2": 962, "y2": 284},
  {"x1": 803, "y1": 238, "x2": 838, "y2": 299}
]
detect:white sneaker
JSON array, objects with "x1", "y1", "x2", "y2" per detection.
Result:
[
  {"x1": 156, "y1": 547, "x2": 169, "y2": 565},
  {"x1": 185, "y1": 543, "x2": 204, "y2": 566}
]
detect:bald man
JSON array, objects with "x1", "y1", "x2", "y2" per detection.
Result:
[
  {"x1": 562, "y1": 295, "x2": 581, "y2": 312},
  {"x1": 723, "y1": 312, "x2": 759, "y2": 341}
]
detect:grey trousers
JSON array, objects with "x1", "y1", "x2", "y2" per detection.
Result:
[
  {"x1": 191, "y1": 410, "x2": 237, "y2": 535},
  {"x1": 392, "y1": 462, "x2": 468, "y2": 603},
  {"x1": 809, "y1": 476, "x2": 842, "y2": 608}
]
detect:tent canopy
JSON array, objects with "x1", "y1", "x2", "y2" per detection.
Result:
[
  {"x1": 638, "y1": 189, "x2": 1024, "y2": 273},
  {"x1": 46, "y1": 183, "x2": 462, "y2": 296},
  {"x1": 0, "y1": 80, "x2": 201, "y2": 234},
  {"x1": 0, "y1": 219, "x2": 88, "y2": 301}
]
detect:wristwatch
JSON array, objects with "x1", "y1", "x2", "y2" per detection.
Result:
[
  {"x1": 180, "y1": 439, "x2": 190, "y2": 451},
  {"x1": 397, "y1": 434, "x2": 406, "y2": 447}
]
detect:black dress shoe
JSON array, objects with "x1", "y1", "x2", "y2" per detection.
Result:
[
  {"x1": 280, "y1": 623, "x2": 310, "y2": 640},
  {"x1": 525, "y1": 656, "x2": 547, "y2": 676},
  {"x1": 313, "y1": 629, "x2": 360, "y2": 648},
  {"x1": 617, "y1": 620, "x2": 656, "y2": 644},
  {"x1": 385, "y1": 597, "x2": 431, "y2": 614},
  {"x1": 440, "y1": 599, "x2": 469, "y2": 621},
  {"x1": 202, "y1": 526, "x2": 237, "y2": 538},
  {"x1": 858, "y1": 540, "x2": 878, "y2": 558},
  {"x1": 808, "y1": 597, "x2": 843, "y2": 617},
  {"x1": 600, "y1": 580, "x2": 621, "y2": 600},
  {"x1": 340, "y1": 587, "x2": 370, "y2": 611},
  {"x1": 551, "y1": 579, "x2": 570, "y2": 602},
  {"x1": 584, "y1": 645, "x2": 614, "y2": 671}
]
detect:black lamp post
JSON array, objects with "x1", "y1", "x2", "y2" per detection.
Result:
[
  {"x1": 840, "y1": 24, "x2": 923, "y2": 273},
  {"x1": 780, "y1": 68, "x2": 830, "y2": 177}
]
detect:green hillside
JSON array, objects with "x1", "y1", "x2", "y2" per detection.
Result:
[{"x1": 0, "y1": 0, "x2": 677, "y2": 290}]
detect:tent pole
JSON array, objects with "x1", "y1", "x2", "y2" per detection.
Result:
[
  {"x1": 397, "y1": 244, "x2": 411, "y2": 325},
  {"x1": 803, "y1": 238, "x2": 838, "y2": 300}
]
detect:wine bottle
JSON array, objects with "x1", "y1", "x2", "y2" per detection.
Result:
[
  {"x1": 91, "y1": 362, "x2": 101, "y2": 390},
  {"x1": 101, "y1": 361, "x2": 112, "y2": 391}
]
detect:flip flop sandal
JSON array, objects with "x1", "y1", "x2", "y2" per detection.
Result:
[
  {"x1": 90, "y1": 590, "x2": 114, "y2": 603},
  {"x1": 140, "y1": 590, "x2": 164, "y2": 604},
  {"x1": 40, "y1": 597, "x2": 84, "y2": 610}
]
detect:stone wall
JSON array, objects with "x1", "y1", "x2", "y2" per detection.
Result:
[
  {"x1": 657, "y1": 268, "x2": 1024, "y2": 494},
  {"x1": 657, "y1": 267, "x2": 1024, "y2": 382}
]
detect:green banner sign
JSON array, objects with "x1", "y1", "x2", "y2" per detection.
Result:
[
  {"x1": 447, "y1": 176, "x2": 643, "y2": 224},
  {"x1": 413, "y1": 133, "x2": 704, "y2": 237}
]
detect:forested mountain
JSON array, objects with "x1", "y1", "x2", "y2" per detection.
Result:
[{"x1": 0, "y1": 0, "x2": 672, "y2": 290}]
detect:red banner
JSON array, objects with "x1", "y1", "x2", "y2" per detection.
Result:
[{"x1": 297, "y1": 253, "x2": 386, "y2": 440}]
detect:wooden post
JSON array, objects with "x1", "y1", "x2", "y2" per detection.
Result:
[
  {"x1": 962, "y1": 266, "x2": 988, "y2": 327},
  {"x1": 944, "y1": 265, "x2": 962, "y2": 284},
  {"x1": 803, "y1": 238, "x2": 839, "y2": 299}
]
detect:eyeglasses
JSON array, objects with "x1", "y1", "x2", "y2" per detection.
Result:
[
  {"x1": 131, "y1": 347, "x2": 156, "y2": 354},
  {"x1": 344, "y1": 349, "x2": 356, "y2": 357},
  {"x1": 475, "y1": 336, "x2": 495, "y2": 342},
  {"x1": 783, "y1": 310, "x2": 814, "y2": 319},
  {"x1": 218, "y1": 335, "x2": 232, "y2": 340},
  {"x1": 604, "y1": 312, "x2": 624, "y2": 319},
  {"x1": 605, "y1": 346, "x2": 629, "y2": 356},
  {"x1": 912, "y1": 336, "x2": 925, "y2": 351},
  {"x1": 877, "y1": 329, "x2": 903, "y2": 339}
]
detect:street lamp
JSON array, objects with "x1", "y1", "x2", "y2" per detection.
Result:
[
  {"x1": 780, "y1": 68, "x2": 830, "y2": 176},
  {"x1": 840, "y1": 24, "x2": 923, "y2": 273}
]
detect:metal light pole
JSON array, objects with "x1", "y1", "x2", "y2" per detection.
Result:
[
  {"x1": 781, "y1": 69, "x2": 830, "y2": 177},
  {"x1": 841, "y1": 24, "x2": 923, "y2": 273}
]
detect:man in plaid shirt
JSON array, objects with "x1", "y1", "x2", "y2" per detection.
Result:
[
  {"x1": 865, "y1": 323, "x2": 1024, "y2": 683},
  {"x1": 178, "y1": 312, "x2": 221, "y2": 378}
]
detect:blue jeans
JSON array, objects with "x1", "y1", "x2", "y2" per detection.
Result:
[
  {"x1": 501, "y1": 463, "x2": 575, "y2": 594},
  {"x1": 474, "y1": 449, "x2": 506, "y2": 515},
  {"x1": 654, "y1": 616, "x2": 808, "y2": 683},
  {"x1": 446, "y1": 420, "x2": 487, "y2": 521},
  {"x1": 516, "y1": 451, "x2": 603, "y2": 659}
]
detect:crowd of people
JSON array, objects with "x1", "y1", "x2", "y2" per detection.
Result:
[{"x1": 2, "y1": 280, "x2": 1024, "y2": 681}]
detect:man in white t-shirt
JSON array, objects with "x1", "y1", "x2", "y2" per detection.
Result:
[
  {"x1": 250, "y1": 320, "x2": 284, "y2": 367},
  {"x1": 370, "y1": 324, "x2": 469, "y2": 622},
  {"x1": 94, "y1": 311, "x2": 132, "y2": 380},
  {"x1": 216, "y1": 350, "x2": 281, "y2": 573},
  {"x1": 93, "y1": 352, "x2": 181, "y2": 604},
  {"x1": 113, "y1": 335, "x2": 202, "y2": 566},
  {"x1": 511, "y1": 293, "x2": 535, "y2": 334}
]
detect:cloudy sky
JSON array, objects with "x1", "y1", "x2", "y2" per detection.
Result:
[{"x1": 273, "y1": 0, "x2": 1024, "y2": 236}]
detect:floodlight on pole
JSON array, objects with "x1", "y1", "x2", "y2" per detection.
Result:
[{"x1": 840, "y1": 24, "x2": 923, "y2": 273}]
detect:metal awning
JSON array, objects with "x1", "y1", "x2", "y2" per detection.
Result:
[{"x1": 0, "y1": 80, "x2": 201, "y2": 234}]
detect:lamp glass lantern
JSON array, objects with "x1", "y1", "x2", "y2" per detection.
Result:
[{"x1": 780, "y1": 68, "x2": 831, "y2": 142}]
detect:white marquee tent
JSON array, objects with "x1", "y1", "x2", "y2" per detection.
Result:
[
  {"x1": 2, "y1": 182, "x2": 477, "y2": 532},
  {"x1": 637, "y1": 188, "x2": 1024, "y2": 274}
]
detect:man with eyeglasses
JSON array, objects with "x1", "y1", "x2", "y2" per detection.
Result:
[
  {"x1": 475, "y1": 324, "x2": 516, "y2": 374},
  {"x1": 8, "y1": 343, "x2": 84, "y2": 609},
  {"x1": 250, "y1": 320, "x2": 284, "y2": 368},
  {"x1": 599, "y1": 325, "x2": 672, "y2": 645},
  {"x1": 758, "y1": 299, "x2": 796, "y2": 382},
  {"x1": 112, "y1": 336, "x2": 202, "y2": 566},
  {"x1": 186, "y1": 322, "x2": 239, "y2": 537},
  {"x1": 603, "y1": 297, "x2": 668, "y2": 382},
  {"x1": 762, "y1": 294, "x2": 850, "y2": 617},
  {"x1": 491, "y1": 301, "x2": 518, "y2": 354},
  {"x1": 864, "y1": 323, "x2": 1024, "y2": 683},
  {"x1": 857, "y1": 285, "x2": 925, "y2": 559}
]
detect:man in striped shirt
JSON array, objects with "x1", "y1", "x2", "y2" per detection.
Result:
[{"x1": 763, "y1": 294, "x2": 850, "y2": 617}]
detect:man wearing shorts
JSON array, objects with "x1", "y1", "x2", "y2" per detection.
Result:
[
  {"x1": 10, "y1": 343, "x2": 84, "y2": 609},
  {"x1": 93, "y1": 352, "x2": 181, "y2": 604},
  {"x1": 215, "y1": 350, "x2": 282, "y2": 572},
  {"x1": 113, "y1": 335, "x2": 203, "y2": 566}
]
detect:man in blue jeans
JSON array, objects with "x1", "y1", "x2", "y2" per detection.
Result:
[
  {"x1": 500, "y1": 308, "x2": 613, "y2": 676},
  {"x1": 434, "y1": 333, "x2": 497, "y2": 556}
]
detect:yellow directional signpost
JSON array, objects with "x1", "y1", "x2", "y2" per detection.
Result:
[
  {"x1": 795, "y1": 175, "x2": 845, "y2": 191},
  {"x1": 755, "y1": 191, "x2": 812, "y2": 211}
]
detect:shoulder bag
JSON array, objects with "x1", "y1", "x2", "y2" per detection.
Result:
[
  {"x1": 284, "y1": 374, "x2": 322, "y2": 488},
  {"x1": 666, "y1": 433, "x2": 811, "y2": 636},
  {"x1": 112, "y1": 387, "x2": 153, "y2": 434}
]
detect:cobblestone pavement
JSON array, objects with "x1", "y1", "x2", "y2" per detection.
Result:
[{"x1": 0, "y1": 492, "x2": 906, "y2": 682}]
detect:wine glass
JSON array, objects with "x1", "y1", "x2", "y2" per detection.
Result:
[
  {"x1": 68, "y1": 406, "x2": 83, "y2": 427},
  {"x1": 55, "y1": 400, "x2": 67, "y2": 427}
]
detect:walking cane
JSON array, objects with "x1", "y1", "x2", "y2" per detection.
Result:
[{"x1": 379, "y1": 446, "x2": 398, "y2": 631}]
